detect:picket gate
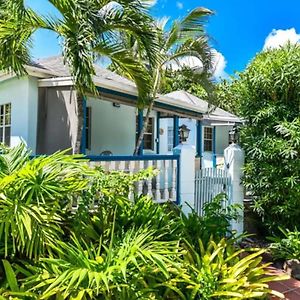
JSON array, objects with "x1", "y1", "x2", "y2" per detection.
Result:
[{"x1": 194, "y1": 168, "x2": 232, "y2": 216}]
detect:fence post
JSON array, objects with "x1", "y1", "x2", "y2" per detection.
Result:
[
  {"x1": 224, "y1": 143, "x2": 245, "y2": 235},
  {"x1": 173, "y1": 143, "x2": 196, "y2": 215}
]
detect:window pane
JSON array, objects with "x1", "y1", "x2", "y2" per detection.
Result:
[
  {"x1": 144, "y1": 134, "x2": 153, "y2": 150},
  {"x1": 0, "y1": 127, "x2": 3, "y2": 143},
  {"x1": 4, "y1": 127, "x2": 10, "y2": 146},
  {"x1": 0, "y1": 105, "x2": 3, "y2": 115},
  {"x1": 204, "y1": 140, "x2": 212, "y2": 152},
  {"x1": 0, "y1": 116, "x2": 3, "y2": 126},
  {"x1": 167, "y1": 127, "x2": 174, "y2": 151}
]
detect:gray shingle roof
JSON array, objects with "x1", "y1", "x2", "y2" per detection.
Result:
[
  {"x1": 35, "y1": 56, "x2": 135, "y2": 87},
  {"x1": 164, "y1": 90, "x2": 241, "y2": 122}
]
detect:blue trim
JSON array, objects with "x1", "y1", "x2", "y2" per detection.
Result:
[
  {"x1": 86, "y1": 154, "x2": 180, "y2": 162},
  {"x1": 96, "y1": 86, "x2": 203, "y2": 119},
  {"x1": 80, "y1": 97, "x2": 87, "y2": 154},
  {"x1": 156, "y1": 112, "x2": 160, "y2": 154},
  {"x1": 137, "y1": 110, "x2": 144, "y2": 155},
  {"x1": 212, "y1": 126, "x2": 217, "y2": 168},
  {"x1": 196, "y1": 120, "x2": 202, "y2": 158},
  {"x1": 173, "y1": 116, "x2": 179, "y2": 147}
]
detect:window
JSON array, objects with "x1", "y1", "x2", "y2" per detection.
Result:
[
  {"x1": 85, "y1": 107, "x2": 92, "y2": 150},
  {"x1": 167, "y1": 126, "x2": 174, "y2": 151},
  {"x1": 0, "y1": 103, "x2": 11, "y2": 146},
  {"x1": 204, "y1": 127, "x2": 213, "y2": 152},
  {"x1": 136, "y1": 117, "x2": 154, "y2": 151}
]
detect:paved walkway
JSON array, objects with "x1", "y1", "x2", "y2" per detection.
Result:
[{"x1": 267, "y1": 267, "x2": 300, "y2": 300}]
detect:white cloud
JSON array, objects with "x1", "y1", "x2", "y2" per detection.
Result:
[
  {"x1": 211, "y1": 49, "x2": 228, "y2": 79},
  {"x1": 263, "y1": 28, "x2": 300, "y2": 50},
  {"x1": 176, "y1": 1, "x2": 183, "y2": 9},
  {"x1": 166, "y1": 49, "x2": 228, "y2": 80}
]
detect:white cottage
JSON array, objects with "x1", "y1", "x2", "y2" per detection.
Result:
[
  {"x1": 0, "y1": 56, "x2": 240, "y2": 169},
  {"x1": 159, "y1": 91, "x2": 241, "y2": 168}
]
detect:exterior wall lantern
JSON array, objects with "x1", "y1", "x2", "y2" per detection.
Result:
[
  {"x1": 179, "y1": 124, "x2": 190, "y2": 143},
  {"x1": 229, "y1": 124, "x2": 240, "y2": 144}
]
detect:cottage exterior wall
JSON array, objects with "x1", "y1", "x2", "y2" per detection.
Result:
[{"x1": 0, "y1": 76, "x2": 38, "y2": 154}]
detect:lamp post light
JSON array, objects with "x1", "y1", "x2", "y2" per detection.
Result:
[
  {"x1": 179, "y1": 124, "x2": 190, "y2": 143},
  {"x1": 229, "y1": 124, "x2": 240, "y2": 144}
]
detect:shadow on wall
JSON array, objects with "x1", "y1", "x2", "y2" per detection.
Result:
[{"x1": 36, "y1": 87, "x2": 78, "y2": 155}]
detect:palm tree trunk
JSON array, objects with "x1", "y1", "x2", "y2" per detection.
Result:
[
  {"x1": 134, "y1": 99, "x2": 155, "y2": 155},
  {"x1": 134, "y1": 69, "x2": 160, "y2": 155},
  {"x1": 74, "y1": 92, "x2": 84, "y2": 154}
]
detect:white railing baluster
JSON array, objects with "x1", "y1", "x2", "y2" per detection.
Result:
[
  {"x1": 171, "y1": 160, "x2": 177, "y2": 202},
  {"x1": 146, "y1": 160, "x2": 153, "y2": 198},
  {"x1": 118, "y1": 161, "x2": 125, "y2": 172},
  {"x1": 155, "y1": 160, "x2": 161, "y2": 202},
  {"x1": 137, "y1": 160, "x2": 144, "y2": 196},
  {"x1": 108, "y1": 161, "x2": 116, "y2": 172},
  {"x1": 163, "y1": 160, "x2": 170, "y2": 201},
  {"x1": 128, "y1": 160, "x2": 135, "y2": 201}
]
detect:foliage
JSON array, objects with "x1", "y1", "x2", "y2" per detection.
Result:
[
  {"x1": 269, "y1": 227, "x2": 300, "y2": 261},
  {"x1": 223, "y1": 44, "x2": 300, "y2": 233},
  {"x1": 0, "y1": 0, "x2": 157, "y2": 100},
  {"x1": 0, "y1": 144, "x2": 284, "y2": 299},
  {"x1": 180, "y1": 238, "x2": 284, "y2": 300},
  {"x1": 0, "y1": 144, "x2": 90, "y2": 259},
  {"x1": 127, "y1": 7, "x2": 214, "y2": 153}
]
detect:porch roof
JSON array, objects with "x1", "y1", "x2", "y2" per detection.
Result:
[
  {"x1": 35, "y1": 56, "x2": 205, "y2": 119},
  {"x1": 164, "y1": 90, "x2": 242, "y2": 123}
]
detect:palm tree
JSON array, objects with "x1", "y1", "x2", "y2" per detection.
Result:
[
  {"x1": 0, "y1": 0, "x2": 158, "y2": 153},
  {"x1": 130, "y1": 8, "x2": 214, "y2": 154}
]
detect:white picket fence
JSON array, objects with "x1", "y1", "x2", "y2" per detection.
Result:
[
  {"x1": 194, "y1": 168, "x2": 232, "y2": 216},
  {"x1": 88, "y1": 155, "x2": 179, "y2": 203}
]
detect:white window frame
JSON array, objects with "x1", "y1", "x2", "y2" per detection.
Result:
[
  {"x1": 0, "y1": 103, "x2": 11, "y2": 146},
  {"x1": 203, "y1": 126, "x2": 213, "y2": 152},
  {"x1": 167, "y1": 126, "x2": 174, "y2": 151}
]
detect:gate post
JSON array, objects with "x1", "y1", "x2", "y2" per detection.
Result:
[
  {"x1": 224, "y1": 143, "x2": 245, "y2": 235},
  {"x1": 173, "y1": 143, "x2": 196, "y2": 215}
]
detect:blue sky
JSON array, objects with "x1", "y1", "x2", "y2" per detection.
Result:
[{"x1": 27, "y1": 0, "x2": 300, "y2": 77}]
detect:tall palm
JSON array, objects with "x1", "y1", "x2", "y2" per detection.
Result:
[
  {"x1": 0, "y1": 0, "x2": 158, "y2": 153},
  {"x1": 131, "y1": 8, "x2": 214, "y2": 154}
]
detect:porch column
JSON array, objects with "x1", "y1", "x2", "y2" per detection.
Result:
[
  {"x1": 156, "y1": 112, "x2": 160, "y2": 154},
  {"x1": 196, "y1": 120, "x2": 202, "y2": 158},
  {"x1": 80, "y1": 97, "x2": 87, "y2": 155},
  {"x1": 137, "y1": 109, "x2": 144, "y2": 156},
  {"x1": 173, "y1": 116, "x2": 179, "y2": 147},
  {"x1": 212, "y1": 126, "x2": 217, "y2": 168}
]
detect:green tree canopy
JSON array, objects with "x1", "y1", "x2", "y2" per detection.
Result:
[
  {"x1": 0, "y1": 0, "x2": 158, "y2": 100},
  {"x1": 229, "y1": 44, "x2": 300, "y2": 233}
]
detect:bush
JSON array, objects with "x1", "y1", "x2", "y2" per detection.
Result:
[
  {"x1": 269, "y1": 228, "x2": 300, "y2": 261},
  {"x1": 0, "y1": 144, "x2": 285, "y2": 299},
  {"x1": 224, "y1": 44, "x2": 300, "y2": 233}
]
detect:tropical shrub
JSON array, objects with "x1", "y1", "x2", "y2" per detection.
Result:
[
  {"x1": 223, "y1": 44, "x2": 300, "y2": 233},
  {"x1": 269, "y1": 227, "x2": 300, "y2": 261},
  {"x1": 179, "y1": 238, "x2": 283, "y2": 300},
  {"x1": 0, "y1": 144, "x2": 90, "y2": 259},
  {"x1": 0, "y1": 144, "x2": 285, "y2": 299}
]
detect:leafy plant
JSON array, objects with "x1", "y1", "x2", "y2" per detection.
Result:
[
  {"x1": 0, "y1": 143, "x2": 90, "y2": 259},
  {"x1": 178, "y1": 238, "x2": 286, "y2": 300},
  {"x1": 180, "y1": 194, "x2": 241, "y2": 248},
  {"x1": 269, "y1": 227, "x2": 300, "y2": 261},
  {"x1": 221, "y1": 43, "x2": 300, "y2": 233},
  {"x1": 0, "y1": 145, "x2": 286, "y2": 299}
]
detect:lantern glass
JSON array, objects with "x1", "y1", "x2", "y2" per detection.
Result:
[
  {"x1": 179, "y1": 124, "x2": 190, "y2": 143},
  {"x1": 229, "y1": 125, "x2": 239, "y2": 144}
]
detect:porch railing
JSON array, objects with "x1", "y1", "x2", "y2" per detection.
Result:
[{"x1": 86, "y1": 155, "x2": 180, "y2": 204}]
